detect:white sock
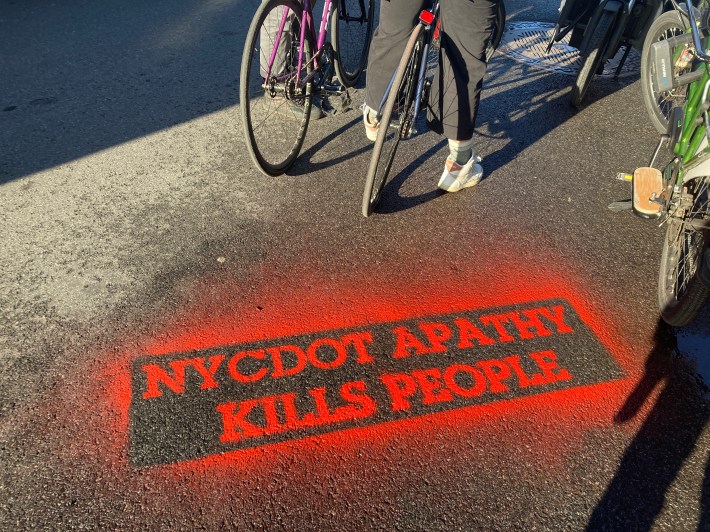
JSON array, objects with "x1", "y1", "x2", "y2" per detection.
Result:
[
  {"x1": 364, "y1": 104, "x2": 378, "y2": 125},
  {"x1": 448, "y1": 139, "x2": 473, "y2": 166}
]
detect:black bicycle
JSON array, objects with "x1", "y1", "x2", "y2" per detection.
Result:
[
  {"x1": 549, "y1": 0, "x2": 667, "y2": 108},
  {"x1": 361, "y1": 0, "x2": 506, "y2": 217}
]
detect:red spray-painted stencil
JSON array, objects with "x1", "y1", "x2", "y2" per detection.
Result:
[
  {"x1": 76, "y1": 247, "x2": 640, "y2": 473},
  {"x1": 23, "y1": 244, "x2": 654, "y2": 531},
  {"x1": 128, "y1": 298, "x2": 622, "y2": 466}
]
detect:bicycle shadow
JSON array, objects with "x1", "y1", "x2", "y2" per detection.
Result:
[
  {"x1": 587, "y1": 319, "x2": 710, "y2": 531},
  {"x1": 288, "y1": 114, "x2": 373, "y2": 176}
]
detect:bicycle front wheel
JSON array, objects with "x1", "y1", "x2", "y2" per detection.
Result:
[
  {"x1": 240, "y1": 0, "x2": 313, "y2": 176},
  {"x1": 658, "y1": 176, "x2": 710, "y2": 326},
  {"x1": 332, "y1": 0, "x2": 375, "y2": 87},
  {"x1": 570, "y1": 9, "x2": 615, "y2": 109},
  {"x1": 362, "y1": 25, "x2": 425, "y2": 217}
]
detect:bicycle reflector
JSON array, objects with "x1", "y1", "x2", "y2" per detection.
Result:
[{"x1": 419, "y1": 10, "x2": 435, "y2": 25}]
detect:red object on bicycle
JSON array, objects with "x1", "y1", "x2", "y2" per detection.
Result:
[
  {"x1": 419, "y1": 10, "x2": 435, "y2": 26},
  {"x1": 434, "y1": 20, "x2": 440, "y2": 40}
]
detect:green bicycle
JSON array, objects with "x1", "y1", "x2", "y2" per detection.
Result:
[{"x1": 632, "y1": 0, "x2": 710, "y2": 326}]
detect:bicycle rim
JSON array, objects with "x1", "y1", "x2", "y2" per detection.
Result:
[
  {"x1": 240, "y1": 0, "x2": 312, "y2": 176},
  {"x1": 658, "y1": 177, "x2": 710, "y2": 326},
  {"x1": 332, "y1": 0, "x2": 374, "y2": 87},
  {"x1": 362, "y1": 25, "x2": 424, "y2": 217}
]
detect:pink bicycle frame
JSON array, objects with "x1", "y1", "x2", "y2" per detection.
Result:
[{"x1": 264, "y1": 0, "x2": 334, "y2": 86}]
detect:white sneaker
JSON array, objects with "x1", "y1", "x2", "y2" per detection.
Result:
[
  {"x1": 363, "y1": 106, "x2": 379, "y2": 142},
  {"x1": 437, "y1": 151, "x2": 483, "y2": 192}
]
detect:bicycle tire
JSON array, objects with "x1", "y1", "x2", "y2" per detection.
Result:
[
  {"x1": 332, "y1": 0, "x2": 375, "y2": 88},
  {"x1": 658, "y1": 176, "x2": 710, "y2": 326},
  {"x1": 362, "y1": 24, "x2": 425, "y2": 217},
  {"x1": 570, "y1": 9, "x2": 616, "y2": 109},
  {"x1": 641, "y1": 10, "x2": 690, "y2": 134},
  {"x1": 240, "y1": 0, "x2": 313, "y2": 176},
  {"x1": 485, "y1": 1, "x2": 506, "y2": 62}
]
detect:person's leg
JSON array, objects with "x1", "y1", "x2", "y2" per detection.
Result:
[
  {"x1": 429, "y1": 0, "x2": 498, "y2": 191},
  {"x1": 363, "y1": 0, "x2": 426, "y2": 140},
  {"x1": 428, "y1": 0, "x2": 497, "y2": 140}
]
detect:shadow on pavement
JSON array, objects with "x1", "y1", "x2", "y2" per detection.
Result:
[
  {"x1": 1, "y1": 0, "x2": 256, "y2": 185},
  {"x1": 587, "y1": 320, "x2": 710, "y2": 531},
  {"x1": 289, "y1": 114, "x2": 372, "y2": 176}
]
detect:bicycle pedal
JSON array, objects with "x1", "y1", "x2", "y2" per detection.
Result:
[{"x1": 632, "y1": 167, "x2": 663, "y2": 219}]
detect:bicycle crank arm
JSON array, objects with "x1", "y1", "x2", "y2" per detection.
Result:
[{"x1": 322, "y1": 82, "x2": 346, "y2": 94}]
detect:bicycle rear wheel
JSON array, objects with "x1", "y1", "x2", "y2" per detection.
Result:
[
  {"x1": 658, "y1": 176, "x2": 710, "y2": 326},
  {"x1": 362, "y1": 25, "x2": 425, "y2": 217},
  {"x1": 241, "y1": 0, "x2": 313, "y2": 176},
  {"x1": 485, "y1": 1, "x2": 506, "y2": 62},
  {"x1": 332, "y1": 0, "x2": 375, "y2": 87},
  {"x1": 570, "y1": 9, "x2": 615, "y2": 109}
]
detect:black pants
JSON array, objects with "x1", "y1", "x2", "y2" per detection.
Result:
[{"x1": 364, "y1": 0, "x2": 498, "y2": 141}]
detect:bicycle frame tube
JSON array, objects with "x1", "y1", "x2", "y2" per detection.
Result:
[
  {"x1": 673, "y1": 67, "x2": 710, "y2": 182},
  {"x1": 412, "y1": 42, "x2": 430, "y2": 121},
  {"x1": 265, "y1": 8, "x2": 293, "y2": 82},
  {"x1": 264, "y1": 0, "x2": 333, "y2": 86},
  {"x1": 377, "y1": 2, "x2": 439, "y2": 117},
  {"x1": 298, "y1": 0, "x2": 333, "y2": 84},
  {"x1": 316, "y1": 0, "x2": 333, "y2": 52},
  {"x1": 298, "y1": 0, "x2": 313, "y2": 84},
  {"x1": 412, "y1": 2, "x2": 439, "y2": 124},
  {"x1": 682, "y1": 74, "x2": 710, "y2": 162}
]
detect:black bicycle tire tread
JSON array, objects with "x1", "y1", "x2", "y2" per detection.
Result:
[
  {"x1": 240, "y1": 0, "x2": 312, "y2": 176},
  {"x1": 657, "y1": 177, "x2": 710, "y2": 326},
  {"x1": 658, "y1": 228, "x2": 710, "y2": 326},
  {"x1": 571, "y1": 10, "x2": 615, "y2": 108},
  {"x1": 362, "y1": 24, "x2": 424, "y2": 217}
]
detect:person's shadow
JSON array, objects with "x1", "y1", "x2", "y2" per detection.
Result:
[{"x1": 587, "y1": 320, "x2": 710, "y2": 531}]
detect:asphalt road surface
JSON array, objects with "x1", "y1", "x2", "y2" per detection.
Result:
[{"x1": 2, "y1": 0, "x2": 710, "y2": 529}]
